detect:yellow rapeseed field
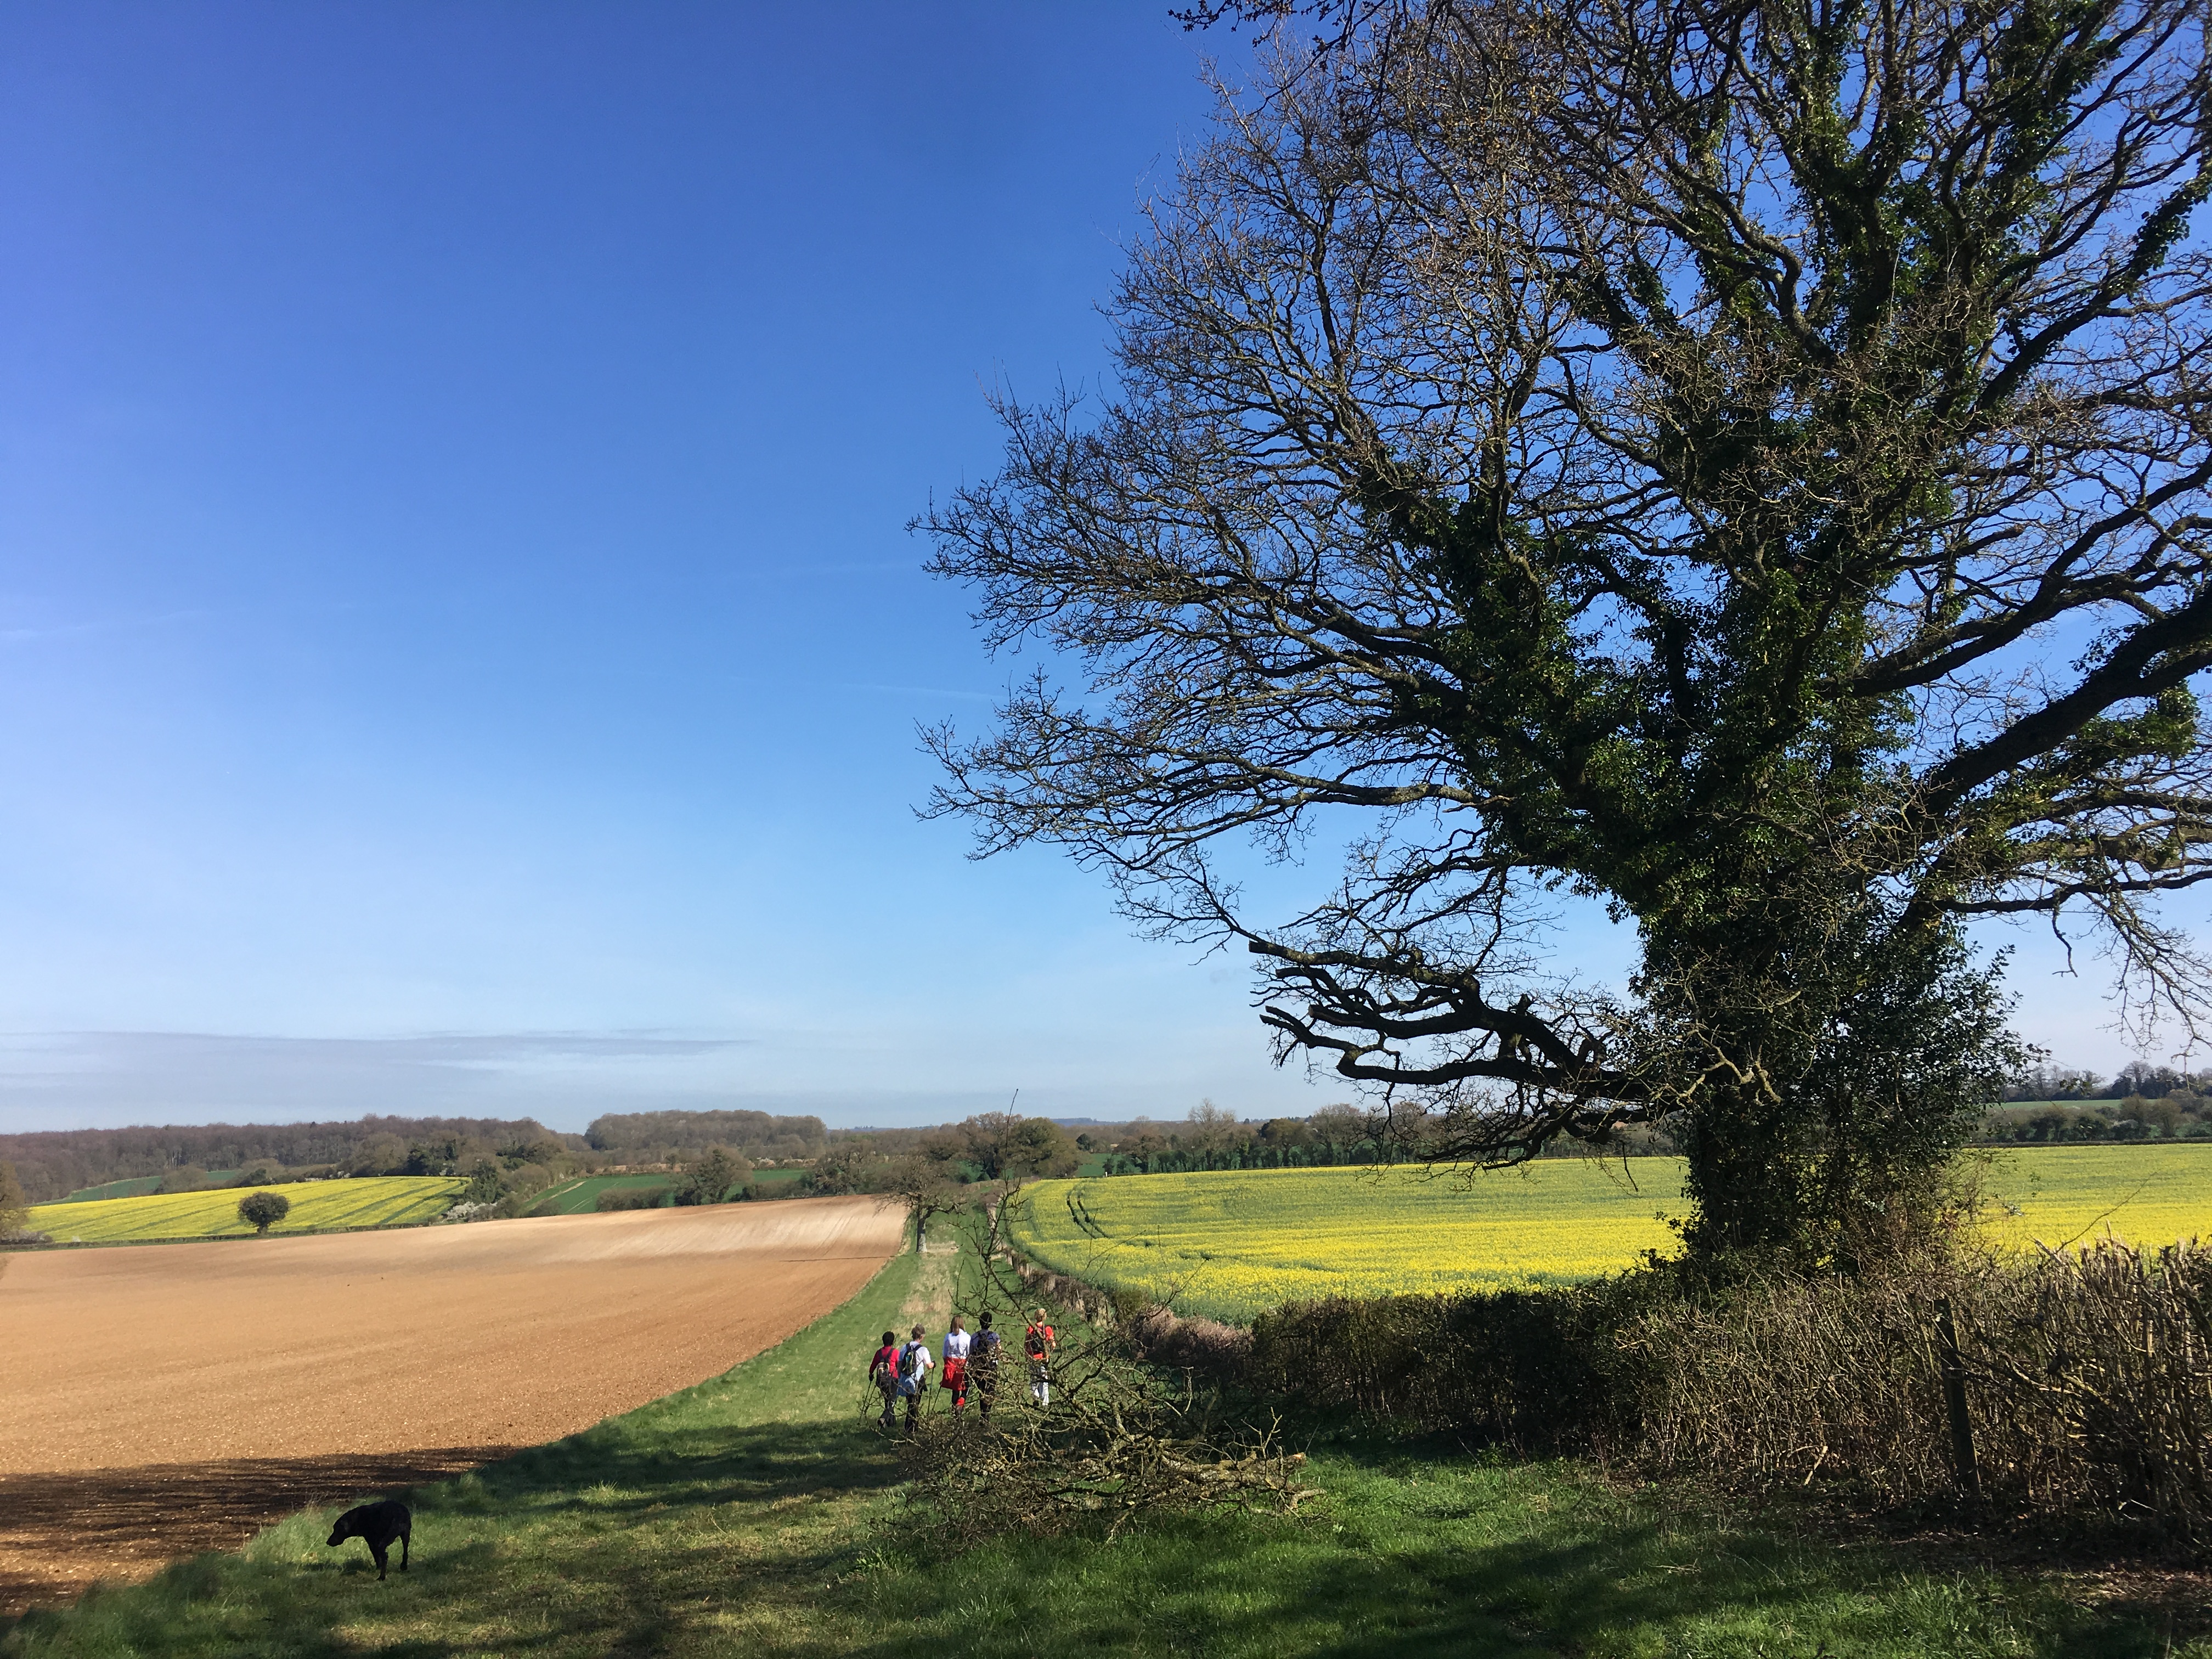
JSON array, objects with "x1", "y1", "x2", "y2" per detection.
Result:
[
  {"x1": 1011, "y1": 1160, "x2": 1684, "y2": 1323},
  {"x1": 1977, "y1": 1143, "x2": 2212, "y2": 1258},
  {"x1": 26, "y1": 1176, "x2": 468, "y2": 1244},
  {"x1": 1011, "y1": 1144, "x2": 2212, "y2": 1323}
]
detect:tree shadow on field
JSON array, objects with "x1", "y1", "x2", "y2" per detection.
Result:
[
  {"x1": 0, "y1": 1448, "x2": 514, "y2": 1620},
  {"x1": 826, "y1": 1436, "x2": 2194, "y2": 1659}
]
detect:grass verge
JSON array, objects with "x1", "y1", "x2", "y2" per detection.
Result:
[{"x1": 4, "y1": 1250, "x2": 2202, "y2": 1658}]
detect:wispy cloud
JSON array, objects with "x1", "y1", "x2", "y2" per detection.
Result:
[{"x1": 0, "y1": 608, "x2": 213, "y2": 645}]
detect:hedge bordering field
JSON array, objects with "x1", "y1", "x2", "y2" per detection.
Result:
[
  {"x1": 1014, "y1": 1231, "x2": 2212, "y2": 1550},
  {"x1": 1247, "y1": 1242, "x2": 2212, "y2": 1548}
]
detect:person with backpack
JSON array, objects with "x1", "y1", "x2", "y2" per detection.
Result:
[
  {"x1": 972, "y1": 1310, "x2": 1003, "y2": 1422},
  {"x1": 1023, "y1": 1307, "x2": 1056, "y2": 1408},
  {"x1": 867, "y1": 1328, "x2": 900, "y2": 1429},
  {"x1": 940, "y1": 1314, "x2": 973, "y2": 1412},
  {"x1": 895, "y1": 1323, "x2": 933, "y2": 1432}
]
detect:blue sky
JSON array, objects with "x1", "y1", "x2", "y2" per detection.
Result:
[{"x1": 0, "y1": 3, "x2": 2180, "y2": 1136}]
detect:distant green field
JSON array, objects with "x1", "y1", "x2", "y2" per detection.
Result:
[
  {"x1": 531, "y1": 1173, "x2": 674, "y2": 1214},
  {"x1": 529, "y1": 1169, "x2": 811, "y2": 1215},
  {"x1": 55, "y1": 1176, "x2": 163, "y2": 1204},
  {"x1": 25, "y1": 1177, "x2": 467, "y2": 1243},
  {"x1": 1013, "y1": 1144, "x2": 2212, "y2": 1323}
]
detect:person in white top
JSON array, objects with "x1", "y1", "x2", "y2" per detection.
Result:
[
  {"x1": 940, "y1": 1315, "x2": 974, "y2": 1412},
  {"x1": 896, "y1": 1324, "x2": 933, "y2": 1432}
]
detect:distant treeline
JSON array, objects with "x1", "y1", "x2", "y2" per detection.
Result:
[
  {"x1": 15, "y1": 1081, "x2": 2199, "y2": 1213},
  {"x1": 2000, "y1": 1061, "x2": 2212, "y2": 1101},
  {"x1": 1979, "y1": 1096, "x2": 2212, "y2": 1143},
  {"x1": 584, "y1": 1109, "x2": 827, "y2": 1162},
  {"x1": 0, "y1": 1115, "x2": 584, "y2": 1204}
]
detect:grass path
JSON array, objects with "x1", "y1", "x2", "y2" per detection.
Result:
[{"x1": 4, "y1": 1248, "x2": 2201, "y2": 1657}]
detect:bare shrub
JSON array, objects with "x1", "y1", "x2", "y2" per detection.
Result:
[
  {"x1": 1249, "y1": 1240, "x2": 2212, "y2": 1542},
  {"x1": 907, "y1": 1187, "x2": 1317, "y2": 1541},
  {"x1": 1634, "y1": 1242, "x2": 2212, "y2": 1539},
  {"x1": 1125, "y1": 1305, "x2": 1254, "y2": 1381},
  {"x1": 896, "y1": 1340, "x2": 1314, "y2": 1542}
]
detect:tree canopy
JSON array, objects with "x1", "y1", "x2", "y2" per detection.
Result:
[
  {"x1": 924, "y1": 0, "x2": 2211, "y2": 1259},
  {"x1": 237, "y1": 1190, "x2": 291, "y2": 1235},
  {"x1": 0, "y1": 1160, "x2": 27, "y2": 1237}
]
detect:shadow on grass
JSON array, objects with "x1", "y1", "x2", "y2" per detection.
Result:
[
  {"x1": 0, "y1": 1448, "x2": 518, "y2": 1619},
  {"x1": 2, "y1": 1416, "x2": 906, "y2": 1659},
  {"x1": 828, "y1": 1435, "x2": 2192, "y2": 1659},
  {"x1": 10, "y1": 1420, "x2": 2189, "y2": 1659}
]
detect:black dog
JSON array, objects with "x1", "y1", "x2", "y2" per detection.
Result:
[{"x1": 326, "y1": 1500, "x2": 411, "y2": 1580}]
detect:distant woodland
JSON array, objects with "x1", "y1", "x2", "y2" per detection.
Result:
[
  {"x1": 12, "y1": 1075, "x2": 2190, "y2": 1209},
  {"x1": 2, "y1": 1109, "x2": 835, "y2": 1204},
  {"x1": 0, "y1": 1116, "x2": 584, "y2": 1203},
  {"x1": 584, "y1": 1110, "x2": 827, "y2": 1163}
]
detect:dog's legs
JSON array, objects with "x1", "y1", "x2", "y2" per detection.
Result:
[
  {"x1": 369, "y1": 1540, "x2": 388, "y2": 1581},
  {"x1": 399, "y1": 1523, "x2": 410, "y2": 1573}
]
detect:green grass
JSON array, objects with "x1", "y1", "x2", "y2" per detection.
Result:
[
  {"x1": 25, "y1": 1177, "x2": 466, "y2": 1243},
  {"x1": 531, "y1": 1170, "x2": 811, "y2": 1215},
  {"x1": 1015, "y1": 1146, "x2": 2212, "y2": 1323},
  {"x1": 5, "y1": 1246, "x2": 2202, "y2": 1657},
  {"x1": 529, "y1": 1173, "x2": 675, "y2": 1215}
]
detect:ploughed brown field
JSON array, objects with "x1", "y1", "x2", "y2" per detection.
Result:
[{"x1": 0, "y1": 1195, "x2": 904, "y2": 1615}]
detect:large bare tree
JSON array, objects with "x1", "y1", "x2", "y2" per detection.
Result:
[{"x1": 922, "y1": 0, "x2": 2211, "y2": 1259}]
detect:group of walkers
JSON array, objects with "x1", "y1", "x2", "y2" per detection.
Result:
[{"x1": 869, "y1": 1307, "x2": 1057, "y2": 1431}]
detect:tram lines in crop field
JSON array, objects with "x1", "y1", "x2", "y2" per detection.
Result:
[
  {"x1": 24, "y1": 1176, "x2": 467, "y2": 1244},
  {"x1": 1009, "y1": 1145, "x2": 2212, "y2": 1324}
]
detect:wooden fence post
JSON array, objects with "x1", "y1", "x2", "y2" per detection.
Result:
[{"x1": 1934, "y1": 1297, "x2": 1980, "y2": 1499}]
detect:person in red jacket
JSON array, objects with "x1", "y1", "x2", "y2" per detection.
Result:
[
  {"x1": 1024, "y1": 1308, "x2": 1056, "y2": 1408},
  {"x1": 867, "y1": 1329, "x2": 900, "y2": 1429},
  {"x1": 940, "y1": 1314, "x2": 973, "y2": 1412}
]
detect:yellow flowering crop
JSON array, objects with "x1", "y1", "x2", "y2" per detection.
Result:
[
  {"x1": 1976, "y1": 1143, "x2": 2212, "y2": 1259},
  {"x1": 26, "y1": 1176, "x2": 468, "y2": 1244},
  {"x1": 1009, "y1": 1160, "x2": 1685, "y2": 1323},
  {"x1": 1010, "y1": 1144, "x2": 2212, "y2": 1323}
]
